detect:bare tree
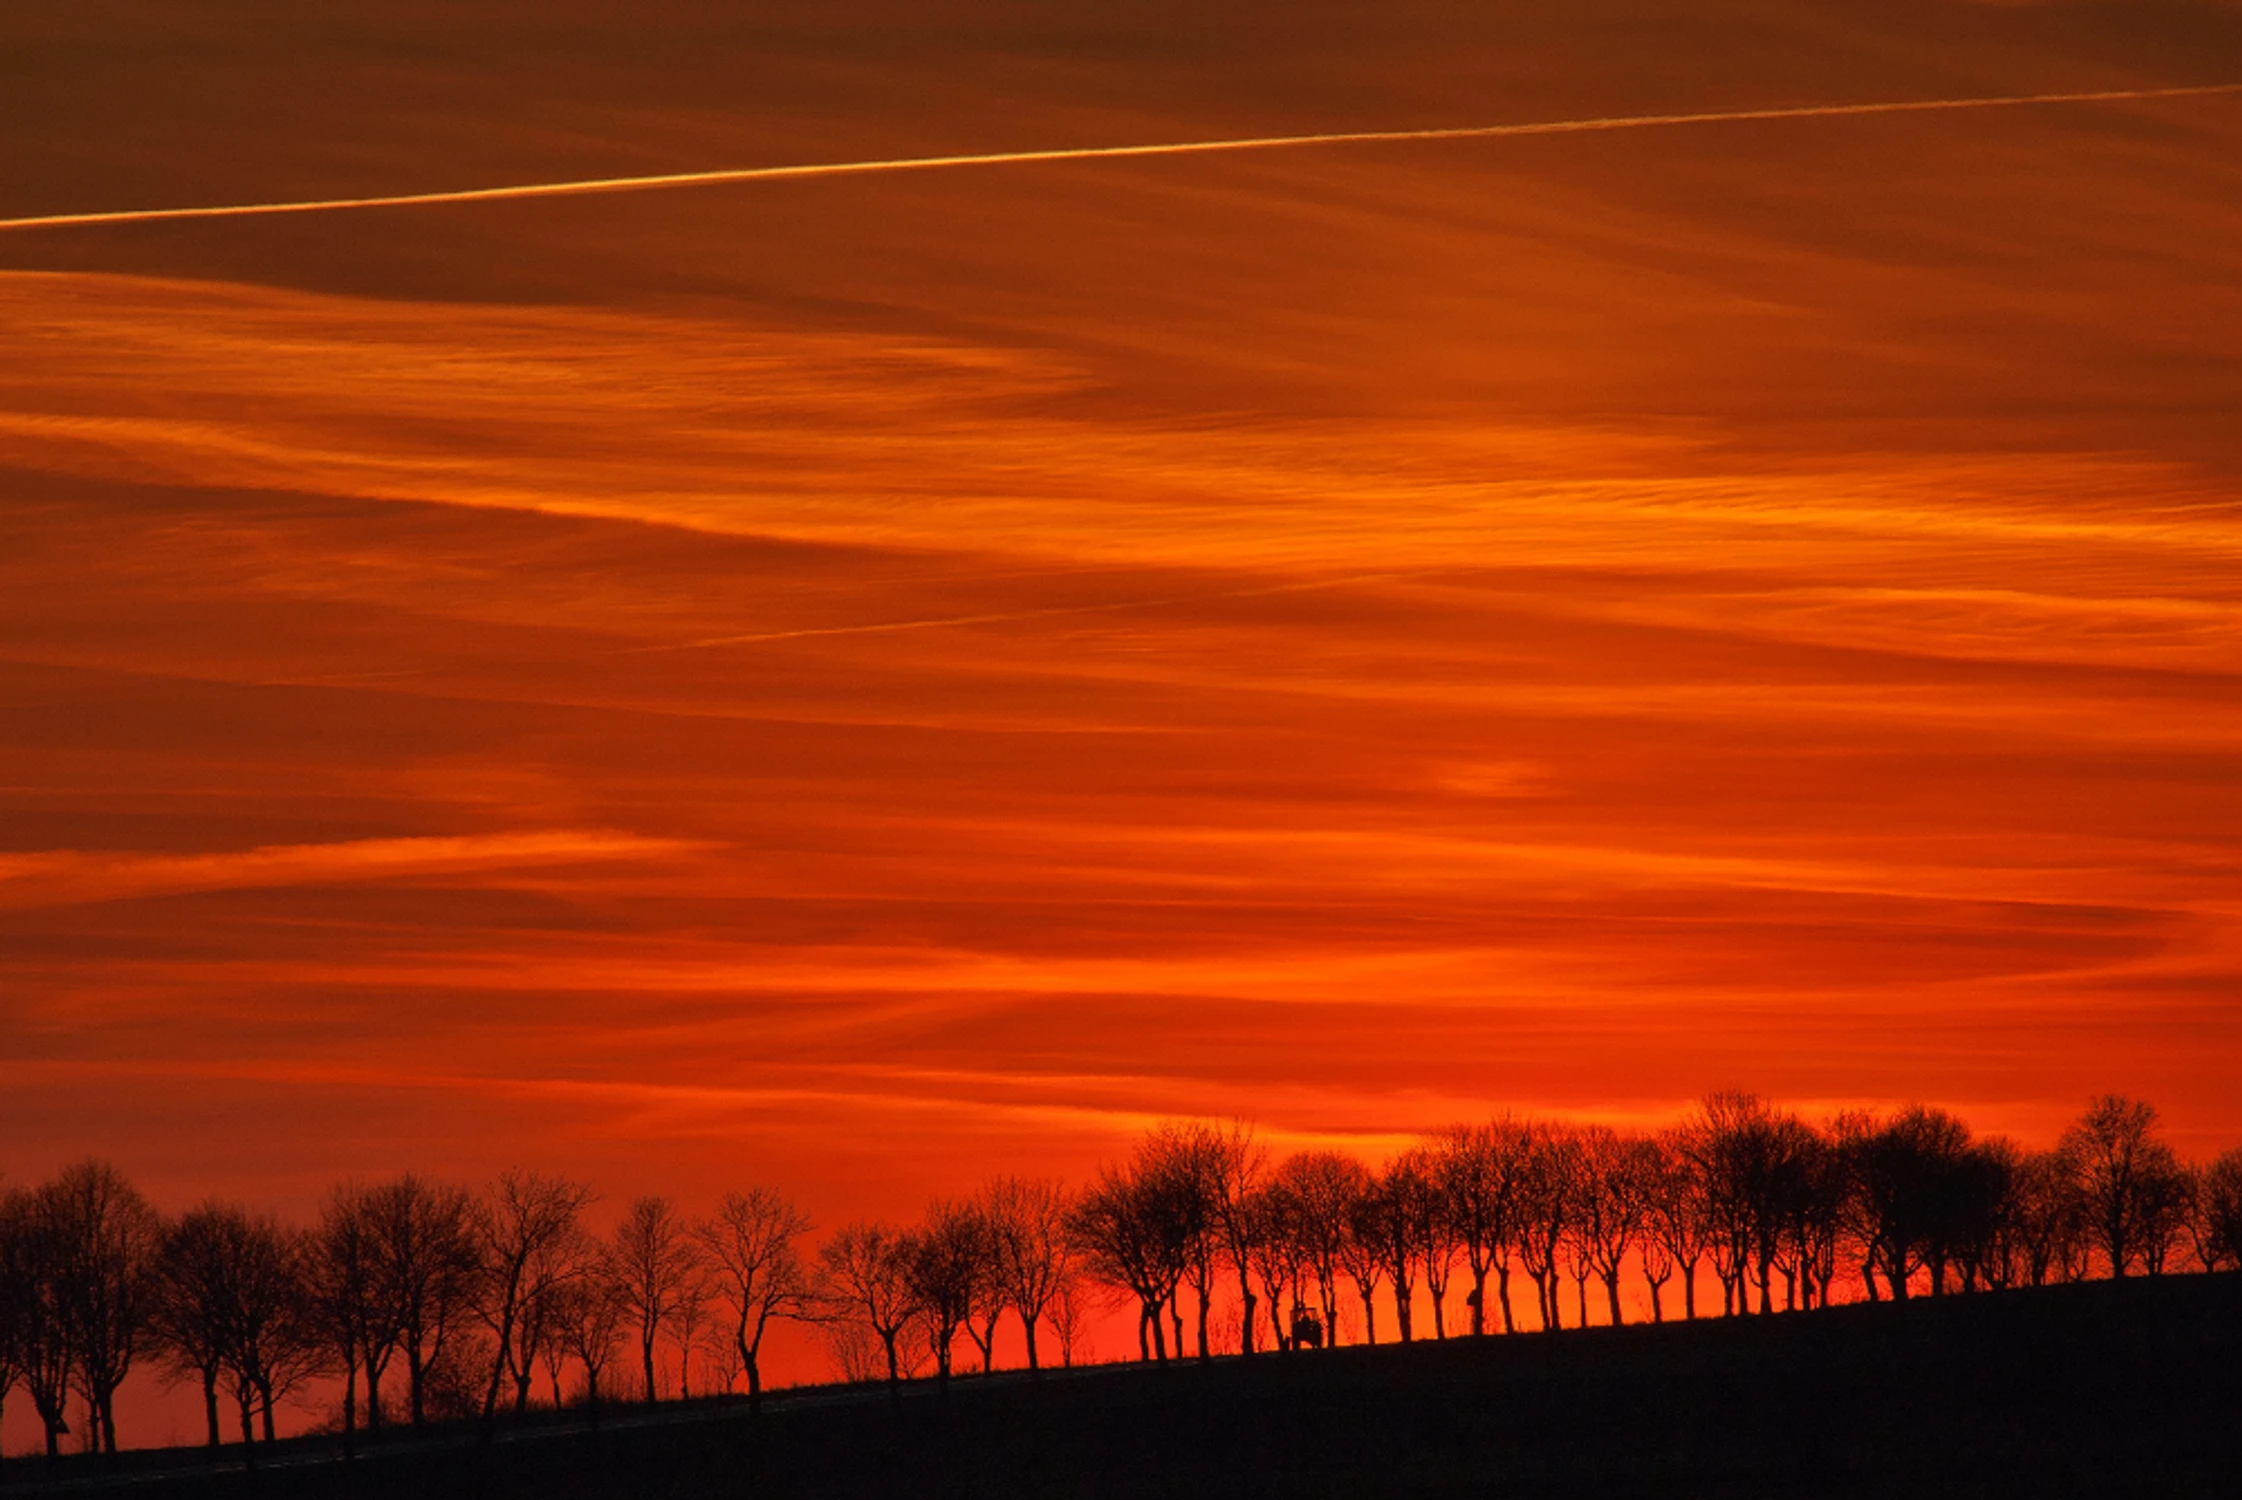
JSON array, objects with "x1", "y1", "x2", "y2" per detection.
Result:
[
  {"x1": 1432, "y1": 1120, "x2": 1530, "y2": 1336},
  {"x1": 2012, "y1": 1148, "x2": 2085, "y2": 1286},
  {"x1": 697, "y1": 1188, "x2": 813, "y2": 1411},
  {"x1": 308, "y1": 1183, "x2": 399, "y2": 1441},
  {"x1": 1411, "y1": 1151, "x2": 1464, "y2": 1339},
  {"x1": 2059, "y1": 1095, "x2": 2187, "y2": 1278},
  {"x1": 700, "y1": 1323, "x2": 743, "y2": 1395},
  {"x1": 818, "y1": 1221, "x2": 922, "y2": 1390},
  {"x1": 512, "y1": 1261, "x2": 575, "y2": 1414},
  {"x1": 1333, "y1": 1181, "x2": 1388, "y2": 1346},
  {"x1": 906, "y1": 1199, "x2": 993, "y2": 1383},
  {"x1": 1688, "y1": 1094, "x2": 1766, "y2": 1315},
  {"x1": 820, "y1": 1319, "x2": 898, "y2": 1385},
  {"x1": 985, "y1": 1176, "x2": 1071, "y2": 1372},
  {"x1": 2193, "y1": 1147, "x2": 2242, "y2": 1273},
  {"x1": 1142, "y1": 1125, "x2": 1230, "y2": 1361},
  {"x1": 2, "y1": 1188, "x2": 75, "y2": 1457},
  {"x1": 1044, "y1": 1263, "x2": 1106, "y2": 1368},
  {"x1": 1072, "y1": 1154, "x2": 1193, "y2": 1362},
  {"x1": 152, "y1": 1205, "x2": 239, "y2": 1447},
  {"x1": 611, "y1": 1196, "x2": 701, "y2": 1404},
  {"x1": 1787, "y1": 1125, "x2": 1848, "y2": 1309},
  {"x1": 364, "y1": 1175, "x2": 483, "y2": 1427},
  {"x1": 1351, "y1": 1155, "x2": 1432, "y2": 1343},
  {"x1": 1273, "y1": 1151, "x2": 1369, "y2": 1346},
  {"x1": 42, "y1": 1161, "x2": 162, "y2": 1452},
  {"x1": 153, "y1": 1205, "x2": 318, "y2": 1446},
  {"x1": 1948, "y1": 1137, "x2": 2024, "y2": 1293},
  {"x1": 1389, "y1": 1149, "x2": 1447, "y2": 1340},
  {"x1": 1573, "y1": 1128, "x2": 1653, "y2": 1326},
  {"x1": 222, "y1": 1218, "x2": 318, "y2": 1444},
  {"x1": 1724, "y1": 1109, "x2": 1837, "y2": 1313},
  {"x1": 1196, "y1": 1121, "x2": 1267, "y2": 1355},
  {"x1": 1903, "y1": 1112, "x2": 1981, "y2": 1297},
  {"x1": 1738, "y1": 1108, "x2": 1819, "y2": 1312},
  {"x1": 1241, "y1": 1181, "x2": 1302, "y2": 1352},
  {"x1": 475, "y1": 1171, "x2": 597, "y2": 1418},
  {"x1": 553, "y1": 1257, "x2": 627, "y2": 1409},
  {"x1": 671, "y1": 1263, "x2": 714, "y2": 1399},
  {"x1": 961, "y1": 1207, "x2": 1010, "y2": 1375},
  {"x1": 1639, "y1": 1132, "x2": 1704, "y2": 1320},
  {"x1": 1516, "y1": 1125, "x2": 1579, "y2": 1330},
  {"x1": 1691, "y1": 1095, "x2": 1825, "y2": 1313},
  {"x1": 0, "y1": 1196, "x2": 24, "y2": 1464},
  {"x1": 2136, "y1": 1155, "x2": 2195, "y2": 1277},
  {"x1": 1558, "y1": 1187, "x2": 1597, "y2": 1330}
]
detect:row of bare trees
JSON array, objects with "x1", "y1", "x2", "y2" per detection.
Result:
[
  {"x1": 0, "y1": 1168, "x2": 835, "y2": 1458},
  {"x1": 1050, "y1": 1095, "x2": 2242, "y2": 1364},
  {"x1": 870, "y1": 1093, "x2": 2241, "y2": 1367},
  {"x1": 3, "y1": 1094, "x2": 2238, "y2": 1454}
]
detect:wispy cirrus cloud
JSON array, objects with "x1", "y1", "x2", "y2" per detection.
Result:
[{"x1": 0, "y1": 830, "x2": 698, "y2": 912}]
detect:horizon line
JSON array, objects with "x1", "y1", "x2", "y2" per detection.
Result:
[{"x1": 2, "y1": 81, "x2": 2238, "y2": 234}]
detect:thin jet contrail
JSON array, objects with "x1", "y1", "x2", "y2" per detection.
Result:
[{"x1": 2, "y1": 83, "x2": 2236, "y2": 233}]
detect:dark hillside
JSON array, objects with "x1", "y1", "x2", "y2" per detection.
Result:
[{"x1": 13, "y1": 1272, "x2": 2240, "y2": 1499}]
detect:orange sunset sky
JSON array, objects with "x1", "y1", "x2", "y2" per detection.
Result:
[{"x1": 5, "y1": 0, "x2": 2242, "y2": 1279}]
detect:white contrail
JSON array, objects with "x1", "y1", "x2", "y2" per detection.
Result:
[{"x1": 2, "y1": 82, "x2": 2236, "y2": 233}]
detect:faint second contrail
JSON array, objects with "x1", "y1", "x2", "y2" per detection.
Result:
[{"x1": 2, "y1": 82, "x2": 2236, "y2": 233}]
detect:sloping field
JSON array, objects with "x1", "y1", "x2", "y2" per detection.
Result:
[{"x1": 11, "y1": 1271, "x2": 2239, "y2": 1499}]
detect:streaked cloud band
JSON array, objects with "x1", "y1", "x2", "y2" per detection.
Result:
[{"x1": 0, "y1": 831, "x2": 696, "y2": 911}]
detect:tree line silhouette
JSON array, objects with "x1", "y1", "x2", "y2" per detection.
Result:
[{"x1": 2, "y1": 1092, "x2": 2238, "y2": 1458}]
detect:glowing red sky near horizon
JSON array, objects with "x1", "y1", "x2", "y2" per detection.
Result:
[{"x1": 5, "y1": 0, "x2": 2242, "y2": 1259}]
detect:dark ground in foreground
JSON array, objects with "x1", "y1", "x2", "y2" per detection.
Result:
[{"x1": 9, "y1": 1271, "x2": 2239, "y2": 1499}]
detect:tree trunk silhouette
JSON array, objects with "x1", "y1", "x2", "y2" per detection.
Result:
[{"x1": 340, "y1": 1360, "x2": 358, "y2": 1454}]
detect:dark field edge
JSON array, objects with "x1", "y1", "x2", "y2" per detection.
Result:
[{"x1": 6, "y1": 1270, "x2": 2238, "y2": 1500}]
